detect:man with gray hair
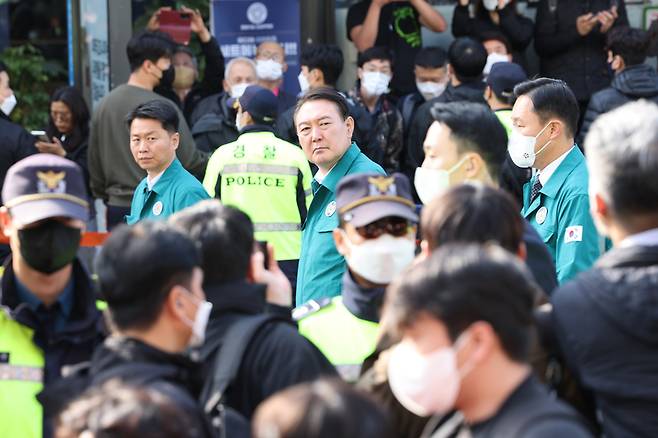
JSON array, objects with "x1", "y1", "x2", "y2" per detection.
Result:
[
  {"x1": 551, "y1": 100, "x2": 658, "y2": 437},
  {"x1": 190, "y1": 57, "x2": 257, "y2": 152}
]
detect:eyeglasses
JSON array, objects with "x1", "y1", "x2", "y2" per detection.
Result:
[{"x1": 354, "y1": 217, "x2": 412, "y2": 240}]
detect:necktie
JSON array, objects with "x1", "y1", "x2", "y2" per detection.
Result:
[{"x1": 530, "y1": 177, "x2": 543, "y2": 204}]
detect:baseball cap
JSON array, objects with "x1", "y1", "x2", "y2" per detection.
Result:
[
  {"x1": 228, "y1": 84, "x2": 278, "y2": 124},
  {"x1": 2, "y1": 154, "x2": 89, "y2": 226},
  {"x1": 486, "y1": 62, "x2": 527, "y2": 100},
  {"x1": 336, "y1": 173, "x2": 419, "y2": 228}
]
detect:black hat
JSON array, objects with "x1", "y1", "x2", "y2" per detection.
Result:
[
  {"x1": 229, "y1": 84, "x2": 278, "y2": 124},
  {"x1": 336, "y1": 173, "x2": 418, "y2": 227},
  {"x1": 486, "y1": 62, "x2": 527, "y2": 100},
  {"x1": 2, "y1": 154, "x2": 89, "y2": 226}
]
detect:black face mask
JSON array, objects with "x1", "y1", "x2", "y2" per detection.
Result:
[
  {"x1": 159, "y1": 65, "x2": 175, "y2": 89},
  {"x1": 18, "y1": 220, "x2": 81, "y2": 274}
]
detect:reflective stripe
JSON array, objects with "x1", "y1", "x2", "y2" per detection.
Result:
[
  {"x1": 335, "y1": 363, "x2": 362, "y2": 382},
  {"x1": 222, "y1": 163, "x2": 299, "y2": 176},
  {"x1": 254, "y1": 222, "x2": 301, "y2": 232},
  {"x1": 0, "y1": 364, "x2": 43, "y2": 382}
]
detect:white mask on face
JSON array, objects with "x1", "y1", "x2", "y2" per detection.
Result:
[
  {"x1": 256, "y1": 59, "x2": 283, "y2": 81},
  {"x1": 342, "y1": 231, "x2": 415, "y2": 284},
  {"x1": 230, "y1": 83, "x2": 250, "y2": 99},
  {"x1": 298, "y1": 71, "x2": 310, "y2": 94},
  {"x1": 1, "y1": 93, "x2": 17, "y2": 116},
  {"x1": 483, "y1": 0, "x2": 500, "y2": 11},
  {"x1": 507, "y1": 122, "x2": 553, "y2": 168},
  {"x1": 181, "y1": 292, "x2": 213, "y2": 349},
  {"x1": 361, "y1": 71, "x2": 392, "y2": 97},
  {"x1": 416, "y1": 81, "x2": 447, "y2": 101},
  {"x1": 413, "y1": 156, "x2": 469, "y2": 205},
  {"x1": 483, "y1": 53, "x2": 510, "y2": 76}
]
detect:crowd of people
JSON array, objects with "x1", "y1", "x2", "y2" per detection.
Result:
[{"x1": 1, "y1": 0, "x2": 658, "y2": 437}]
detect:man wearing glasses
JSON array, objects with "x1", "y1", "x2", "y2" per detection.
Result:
[{"x1": 294, "y1": 172, "x2": 418, "y2": 382}]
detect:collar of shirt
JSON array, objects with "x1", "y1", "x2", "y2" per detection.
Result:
[
  {"x1": 15, "y1": 274, "x2": 75, "y2": 321},
  {"x1": 149, "y1": 158, "x2": 183, "y2": 194},
  {"x1": 312, "y1": 143, "x2": 361, "y2": 192},
  {"x1": 620, "y1": 228, "x2": 658, "y2": 248},
  {"x1": 146, "y1": 170, "x2": 165, "y2": 191},
  {"x1": 537, "y1": 146, "x2": 574, "y2": 187}
]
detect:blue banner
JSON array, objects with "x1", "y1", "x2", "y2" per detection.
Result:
[{"x1": 211, "y1": 0, "x2": 301, "y2": 96}]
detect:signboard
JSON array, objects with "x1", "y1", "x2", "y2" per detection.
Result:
[
  {"x1": 80, "y1": 0, "x2": 109, "y2": 109},
  {"x1": 211, "y1": 0, "x2": 301, "y2": 96}
]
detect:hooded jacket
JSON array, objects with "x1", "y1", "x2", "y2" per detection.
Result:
[
  {"x1": 551, "y1": 244, "x2": 658, "y2": 437},
  {"x1": 190, "y1": 92, "x2": 240, "y2": 153}
]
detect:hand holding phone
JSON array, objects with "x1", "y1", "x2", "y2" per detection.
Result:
[{"x1": 30, "y1": 130, "x2": 50, "y2": 142}]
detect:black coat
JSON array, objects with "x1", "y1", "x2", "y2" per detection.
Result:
[
  {"x1": 0, "y1": 112, "x2": 37, "y2": 203},
  {"x1": 551, "y1": 244, "x2": 658, "y2": 437},
  {"x1": 190, "y1": 92, "x2": 239, "y2": 153},
  {"x1": 534, "y1": 0, "x2": 628, "y2": 102},
  {"x1": 199, "y1": 280, "x2": 337, "y2": 419},
  {"x1": 578, "y1": 64, "x2": 658, "y2": 144}
]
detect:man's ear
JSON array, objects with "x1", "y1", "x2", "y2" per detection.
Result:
[
  {"x1": 333, "y1": 228, "x2": 348, "y2": 256},
  {"x1": 517, "y1": 241, "x2": 527, "y2": 262},
  {"x1": 0, "y1": 207, "x2": 13, "y2": 238},
  {"x1": 345, "y1": 115, "x2": 355, "y2": 140},
  {"x1": 357, "y1": 67, "x2": 364, "y2": 81},
  {"x1": 171, "y1": 132, "x2": 180, "y2": 150},
  {"x1": 311, "y1": 68, "x2": 325, "y2": 87},
  {"x1": 222, "y1": 79, "x2": 230, "y2": 93}
]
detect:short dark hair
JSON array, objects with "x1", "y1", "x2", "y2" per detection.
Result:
[
  {"x1": 414, "y1": 46, "x2": 448, "y2": 69},
  {"x1": 294, "y1": 87, "x2": 350, "y2": 125},
  {"x1": 479, "y1": 31, "x2": 512, "y2": 55},
  {"x1": 126, "y1": 31, "x2": 174, "y2": 72},
  {"x1": 300, "y1": 44, "x2": 344, "y2": 87},
  {"x1": 422, "y1": 184, "x2": 523, "y2": 253},
  {"x1": 448, "y1": 37, "x2": 487, "y2": 82},
  {"x1": 126, "y1": 99, "x2": 179, "y2": 133},
  {"x1": 357, "y1": 46, "x2": 393, "y2": 68},
  {"x1": 95, "y1": 222, "x2": 200, "y2": 331},
  {"x1": 47, "y1": 86, "x2": 90, "y2": 151},
  {"x1": 585, "y1": 100, "x2": 658, "y2": 219},
  {"x1": 607, "y1": 26, "x2": 650, "y2": 66},
  {"x1": 429, "y1": 102, "x2": 508, "y2": 179},
  {"x1": 383, "y1": 244, "x2": 537, "y2": 362},
  {"x1": 513, "y1": 78, "x2": 579, "y2": 138},
  {"x1": 169, "y1": 200, "x2": 254, "y2": 286},
  {"x1": 253, "y1": 379, "x2": 392, "y2": 438}
]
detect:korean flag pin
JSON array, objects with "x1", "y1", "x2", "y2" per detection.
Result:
[
  {"x1": 152, "y1": 201, "x2": 164, "y2": 216},
  {"x1": 536, "y1": 206, "x2": 547, "y2": 225},
  {"x1": 325, "y1": 201, "x2": 337, "y2": 217}
]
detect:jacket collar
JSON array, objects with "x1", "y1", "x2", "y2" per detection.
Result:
[
  {"x1": 341, "y1": 270, "x2": 385, "y2": 323},
  {"x1": 240, "y1": 124, "x2": 276, "y2": 135},
  {"x1": 204, "y1": 279, "x2": 267, "y2": 317},
  {"x1": 314, "y1": 143, "x2": 361, "y2": 194},
  {"x1": 595, "y1": 245, "x2": 658, "y2": 270},
  {"x1": 151, "y1": 158, "x2": 183, "y2": 194}
]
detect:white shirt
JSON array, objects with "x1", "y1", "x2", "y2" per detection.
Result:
[
  {"x1": 146, "y1": 171, "x2": 165, "y2": 191},
  {"x1": 314, "y1": 163, "x2": 337, "y2": 185},
  {"x1": 620, "y1": 228, "x2": 658, "y2": 248},
  {"x1": 537, "y1": 146, "x2": 575, "y2": 186}
]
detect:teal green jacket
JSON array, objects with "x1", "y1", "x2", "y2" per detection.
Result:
[
  {"x1": 522, "y1": 147, "x2": 602, "y2": 283},
  {"x1": 126, "y1": 158, "x2": 209, "y2": 225},
  {"x1": 295, "y1": 143, "x2": 385, "y2": 306}
]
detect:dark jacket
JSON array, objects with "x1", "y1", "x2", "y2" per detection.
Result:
[
  {"x1": 0, "y1": 112, "x2": 37, "y2": 203},
  {"x1": 199, "y1": 280, "x2": 337, "y2": 419},
  {"x1": 190, "y1": 92, "x2": 239, "y2": 153},
  {"x1": 534, "y1": 0, "x2": 628, "y2": 102},
  {"x1": 551, "y1": 244, "x2": 658, "y2": 437},
  {"x1": 155, "y1": 36, "x2": 225, "y2": 126},
  {"x1": 277, "y1": 88, "x2": 298, "y2": 115},
  {"x1": 579, "y1": 63, "x2": 658, "y2": 144},
  {"x1": 523, "y1": 219, "x2": 558, "y2": 297}
]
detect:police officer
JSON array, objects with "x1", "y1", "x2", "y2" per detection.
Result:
[
  {"x1": 0, "y1": 154, "x2": 104, "y2": 437},
  {"x1": 511, "y1": 78, "x2": 603, "y2": 283},
  {"x1": 126, "y1": 99, "x2": 209, "y2": 225},
  {"x1": 203, "y1": 85, "x2": 313, "y2": 288},
  {"x1": 296, "y1": 173, "x2": 418, "y2": 382}
]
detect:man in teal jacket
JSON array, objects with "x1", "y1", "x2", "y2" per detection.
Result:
[
  {"x1": 126, "y1": 100, "x2": 209, "y2": 225},
  {"x1": 294, "y1": 87, "x2": 385, "y2": 306},
  {"x1": 512, "y1": 78, "x2": 602, "y2": 283}
]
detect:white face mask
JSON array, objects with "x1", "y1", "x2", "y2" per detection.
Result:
[
  {"x1": 416, "y1": 81, "x2": 447, "y2": 101},
  {"x1": 230, "y1": 83, "x2": 250, "y2": 99},
  {"x1": 342, "y1": 231, "x2": 415, "y2": 284},
  {"x1": 298, "y1": 71, "x2": 310, "y2": 94},
  {"x1": 256, "y1": 59, "x2": 283, "y2": 81},
  {"x1": 507, "y1": 122, "x2": 553, "y2": 168},
  {"x1": 388, "y1": 333, "x2": 472, "y2": 417},
  {"x1": 414, "y1": 156, "x2": 469, "y2": 205},
  {"x1": 483, "y1": 53, "x2": 510, "y2": 76},
  {"x1": 361, "y1": 71, "x2": 392, "y2": 97},
  {"x1": 483, "y1": 0, "x2": 500, "y2": 11},
  {"x1": 1, "y1": 93, "x2": 17, "y2": 116},
  {"x1": 180, "y1": 291, "x2": 213, "y2": 349}
]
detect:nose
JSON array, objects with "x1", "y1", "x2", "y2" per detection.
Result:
[{"x1": 310, "y1": 125, "x2": 323, "y2": 142}]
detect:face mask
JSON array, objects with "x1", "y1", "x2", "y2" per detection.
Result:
[
  {"x1": 230, "y1": 82, "x2": 250, "y2": 99},
  {"x1": 298, "y1": 71, "x2": 310, "y2": 94},
  {"x1": 388, "y1": 332, "x2": 472, "y2": 417},
  {"x1": 483, "y1": 0, "x2": 499, "y2": 11},
  {"x1": 1, "y1": 93, "x2": 17, "y2": 116},
  {"x1": 483, "y1": 53, "x2": 510, "y2": 76},
  {"x1": 361, "y1": 71, "x2": 392, "y2": 97},
  {"x1": 256, "y1": 59, "x2": 283, "y2": 81},
  {"x1": 416, "y1": 81, "x2": 447, "y2": 101},
  {"x1": 173, "y1": 65, "x2": 196, "y2": 90},
  {"x1": 342, "y1": 232, "x2": 415, "y2": 284},
  {"x1": 180, "y1": 291, "x2": 213, "y2": 349},
  {"x1": 18, "y1": 220, "x2": 81, "y2": 274},
  {"x1": 413, "y1": 156, "x2": 469, "y2": 205},
  {"x1": 507, "y1": 122, "x2": 553, "y2": 168}
]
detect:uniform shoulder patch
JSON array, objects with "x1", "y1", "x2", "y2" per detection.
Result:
[
  {"x1": 564, "y1": 225, "x2": 583, "y2": 243},
  {"x1": 292, "y1": 298, "x2": 333, "y2": 321}
]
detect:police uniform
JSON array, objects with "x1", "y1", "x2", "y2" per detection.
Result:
[
  {"x1": 522, "y1": 146, "x2": 602, "y2": 283},
  {"x1": 126, "y1": 158, "x2": 209, "y2": 225}
]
